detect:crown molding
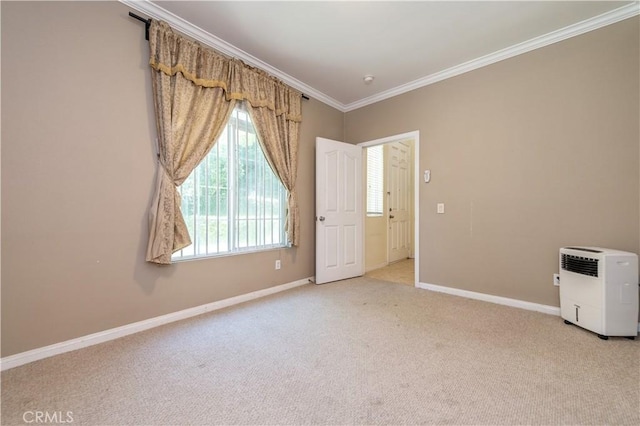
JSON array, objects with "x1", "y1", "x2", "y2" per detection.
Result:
[
  {"x1": 121, "y1": 1, "x2": 639, "y2": 114},
  {"x1": 344, "y1": 2, "x2": 639, "y2": 112},
  {"x1": 119, "y1": 0, "x2": 345, "y2": 111}
]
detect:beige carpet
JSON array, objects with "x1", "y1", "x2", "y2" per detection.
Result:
[
  {"x1": 365, "y1": 259, "x2": 415, "y2": 285},
  {"x1": 2, "y1": 277, "x2": 639, "y2": 425}
]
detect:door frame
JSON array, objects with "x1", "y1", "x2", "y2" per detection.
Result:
[{"x1": 358, "y1": 131, "x2": 420, "y2": 287}]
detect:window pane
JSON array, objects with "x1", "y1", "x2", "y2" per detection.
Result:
[
  {"x1": 367, "y1": 146, "x2": 384, "y2": 217},
  {"x1": 172, "y1": 106, "x2": 286, "y2": 260}
]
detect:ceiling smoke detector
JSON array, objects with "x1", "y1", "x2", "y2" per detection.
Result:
[{"x1": 363, "y1": 75, "x2": 375, "y2": 84}]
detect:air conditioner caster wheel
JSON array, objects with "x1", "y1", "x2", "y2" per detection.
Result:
[
  {"x1": 563, "y1": 320, "x2": 572, "y2": 325},
  {"x1": 597, "y1": 334, "x2": 609, "y2": 340}
]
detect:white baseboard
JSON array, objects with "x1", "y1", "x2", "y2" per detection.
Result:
[
  {"x1": 1, "y1": 277, "x2": 313, "y2": 371},
  {"x1": 416, "y1": 282, "x2": 561, "y2": 316}
]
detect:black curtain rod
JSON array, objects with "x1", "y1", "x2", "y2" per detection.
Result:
[
  {"x1": 129, "y1": 12, "x2": 150, "y2": 40},
  {"x1": 128, "y1": 11, "x2": 309, "y2": 101}
]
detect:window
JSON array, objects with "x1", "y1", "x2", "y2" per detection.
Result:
[
  {"x1": 366, "y1": 145, "x2": 384, "y2": 217},
  {"x1": 173, "y1": 106, "x2": 287, "y2": 260}
]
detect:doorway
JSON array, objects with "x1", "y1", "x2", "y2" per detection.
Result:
[{"x1": 359, "y1": 131, "x2": 419, "y2": 287}]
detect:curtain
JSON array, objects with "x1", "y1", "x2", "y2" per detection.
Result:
[
  {"x1": 146, "y1": 21, "x2": 236, "y2": 264},
  {"x1": 247, "y1": 86, "x2": 302, "y2": 246},
  {"x1": 146, "y1": 20, "x2": 303, "y2": 264}
]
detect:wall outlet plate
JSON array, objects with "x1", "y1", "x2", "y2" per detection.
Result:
[{"x1": 553, "y1": 273, "x2": 560, "y2": 286}]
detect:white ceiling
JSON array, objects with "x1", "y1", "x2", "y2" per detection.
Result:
[{"x1": 128, "y1": 1, "x2": 638, "y2": 111}]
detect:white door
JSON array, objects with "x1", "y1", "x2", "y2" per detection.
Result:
[
  {"x1": 316, "y1": 137, "x2": 363, "y2": 284},
  {"x1": 387, "y1": 141, "x2": 412, "y2": 263}
]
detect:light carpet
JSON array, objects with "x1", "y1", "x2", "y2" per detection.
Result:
[
  {"x1": 2, "y1": 277, "x2": 639, "y2": 425},
  {"x1": 365, "y1": 259, "x2": 415, "y2": 286}
]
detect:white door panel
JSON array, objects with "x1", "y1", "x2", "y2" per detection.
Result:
[
  {"x1": 316, "y1": 138, "x2": 363, "y2": 284},
  {"x1": 388, "y1": 141, "x2": 412, "y2": 263}
]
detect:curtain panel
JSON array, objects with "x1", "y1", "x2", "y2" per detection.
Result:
[
  {"x1": 247, "y1": 97, "x2": 301, "y2": 247},
  {"x1": 146, "y1": 20, "x2": 303, "y2": 264}
]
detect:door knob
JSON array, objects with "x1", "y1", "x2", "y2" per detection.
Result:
[
  {"x1": 389, "y1": 215, "x2": 395, "y2": 219},
  {"x1": 318, "y1": 216, "x2": 325, "y2": 222}
]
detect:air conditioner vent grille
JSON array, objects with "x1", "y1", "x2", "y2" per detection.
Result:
[
  {"x1": 564, "y1": 247, "x2": 602, "y2": 253},
  {"x1": 561, "y1": 253, "x2": 599, "y2": 277}
]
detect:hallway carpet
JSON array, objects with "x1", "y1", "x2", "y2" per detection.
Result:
[{"x1": 365, "y1": 259, "x2": 414, "y2": 285}]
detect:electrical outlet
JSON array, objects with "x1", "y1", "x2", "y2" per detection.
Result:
[
  {"x1": 275, "y1": 260, "x2": 281, "y2": 270},
  {"x1": 553, "y1": 273, "x2": 560, "y2": 286}
]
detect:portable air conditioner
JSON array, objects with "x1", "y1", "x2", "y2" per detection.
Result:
[{"x1": 559, "y1": 247, "x2": 639, "y2": 339}]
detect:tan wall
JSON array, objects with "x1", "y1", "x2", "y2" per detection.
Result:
[
  {"x1": 346, "y1": 17, "x2": 640, "y2": 307},
  {"x1": 365, "y1": 215, "x2": 387, "y2": 271},
  {"x1": 0, "y1": 1, "x2": 344, "y2": 357},
  {"x1": 2, "y1": 2, "x2": 638, "y2": 358}
]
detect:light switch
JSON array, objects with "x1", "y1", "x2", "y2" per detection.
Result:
[{"x1": 437, "y1": 203, "x2": 445, "y2": 214}]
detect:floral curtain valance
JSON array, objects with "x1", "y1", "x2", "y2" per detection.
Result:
[{"x1": 149, "y1": 21, "x2": 302, "y2": 122}]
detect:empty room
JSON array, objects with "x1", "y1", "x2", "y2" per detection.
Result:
[{"x1": 1, "y1": 1, "x2": 639, "y2": 425}]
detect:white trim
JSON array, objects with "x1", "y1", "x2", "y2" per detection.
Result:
[
  {"x1": 358, "y1": 131, "x2": 420, "y2": 288},
  {"x1": 344, "y1": 2, "x2": 640, "y2": 111},
  {"x1": 0, "y1": 277, "x2": 312, "y2": 371},
  {"x1": 416, "y1": 282, "x2": 561, "y2": 316},
  {"x1": 122, "y1": 1, "x2": 637, "y2": 113},
  {"x1": 358, "y1": 131, "x2": 419, "y2": 149},
  {"x1": 119, "y1": 0, "x2": 344, "y2": 111}
]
